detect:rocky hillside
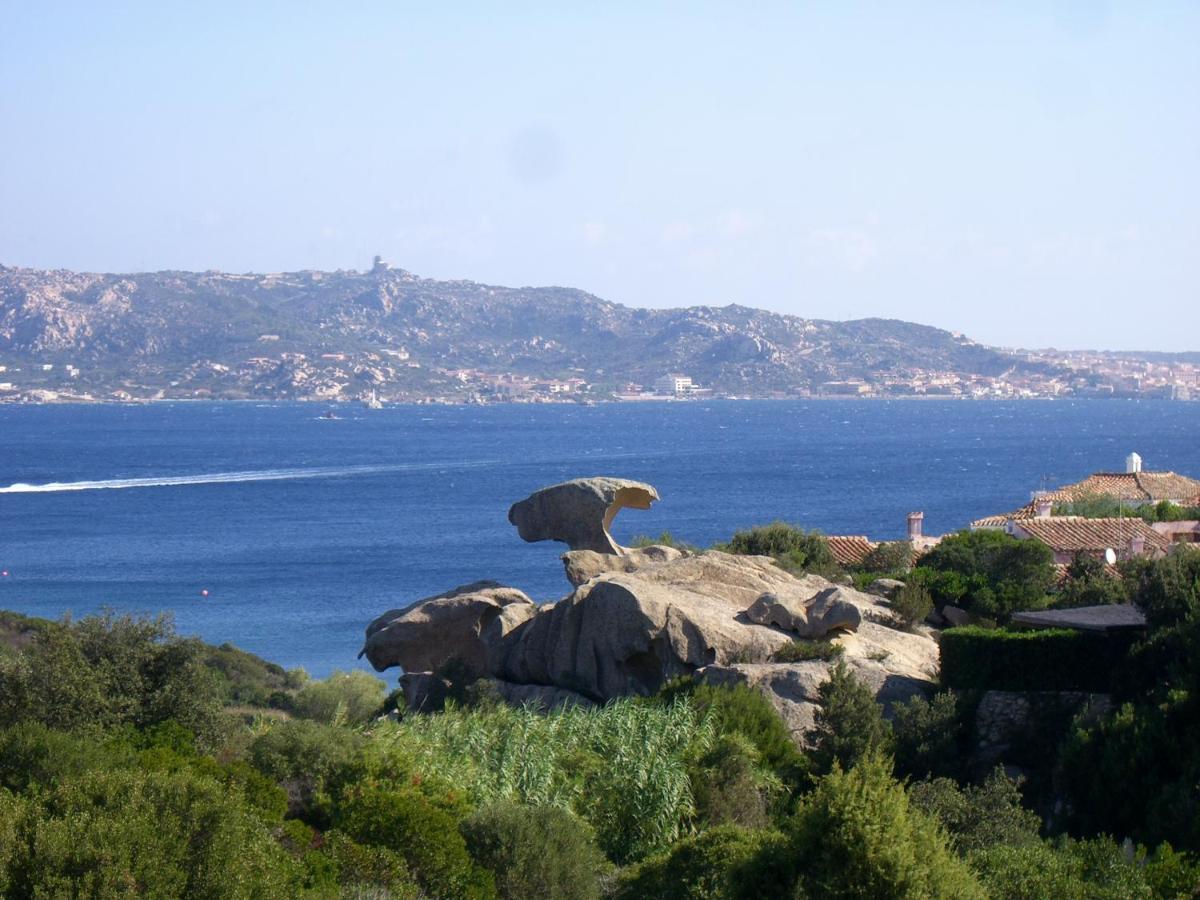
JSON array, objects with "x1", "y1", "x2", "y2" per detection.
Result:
[{"x1": 0, "y1": 261, "x2": 1046, "y2": 400}]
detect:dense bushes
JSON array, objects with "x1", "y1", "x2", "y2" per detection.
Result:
[
  {"x1": 291, "y1": 668, "x2": 387, "y2": 724},
  {"x1": 461, "y1": 802, "x2": 610, "y2": 900},
  {"x1": 722, "y1": 521, "x2": 839, "y2": 576},
  {"x1": 939, "y1": 625, "x2": 1131, "y2": 692},
  {"x1": 914, "y1": 529, "x2": 1055, "y2": 620},
  {"x1": 615, "y1": 825, "x2": 785, "y2": 900}
]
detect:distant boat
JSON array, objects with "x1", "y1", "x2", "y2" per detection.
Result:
[
  {"x1": 363, "y1": 390, "x2": 383, "y2": 410},
  {"x1": 320, "y1": 409, "x2": 341, "y2": 420}
]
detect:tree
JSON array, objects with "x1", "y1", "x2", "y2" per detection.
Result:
[
  {"x1": 806, "y1": 661, "x2": 893, "y2": 775},
  {"x1": 915, "y1": 529, "x2": 1055, "y2": 621},
  {"x1": 787, "y1": 753, "x2": 985, "y2": 898},
  {"x1": 1056, "y1": 552, "x2": 1130, "y2": 608},
  {"x1": 891, "y1": 691, "x2": 966, "y2": 782}
]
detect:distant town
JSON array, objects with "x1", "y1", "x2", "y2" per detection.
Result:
[{"x1": 0, "y1": 348, "x2": 1196, "y2": 406}]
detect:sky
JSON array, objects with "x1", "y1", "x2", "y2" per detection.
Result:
[{"x1": 1, "y1": 2, "x2": 1197, "y2": 351}]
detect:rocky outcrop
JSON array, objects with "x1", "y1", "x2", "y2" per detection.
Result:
[
  {"x1": 361, "y1": 581, "x2": 536, "y2": 677},
  {"x1": 698, "y1": 620, "x2": 941, "y2": 743},
  {"x1": 508, "y1": 477, "x2": 659, "y2": 554},
  {"x1": 365, "y1": 477, "x2": 941, "y2": 735},
  {"x1": 562, "y1": 544, "x2": 686, "y2": 586}
]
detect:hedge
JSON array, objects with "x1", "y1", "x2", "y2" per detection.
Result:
[{"x1": 939, "y1": 627, "x2": 1134, "y2": 692}]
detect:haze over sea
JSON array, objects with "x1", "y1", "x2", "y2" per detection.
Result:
[{"x1": 1, "y1": 400, "x2": 1196, "y2": 677}]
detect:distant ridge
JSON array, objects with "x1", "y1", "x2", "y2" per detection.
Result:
[{"x1": 0, "y1": 261, "x2": 1061, "y2": 402}]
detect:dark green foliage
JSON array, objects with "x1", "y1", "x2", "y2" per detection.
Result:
[
  {"x1": 772, "y1": 638, "x2": 843, "y2": 662},
  {"x1": 658, "y1": 681, "x2": 810, "y2": 792},
  {"x1": 629, "y1": 531, "x2": 699, "y2": 552},
  {"x1": 891, "y1": 580, "x2": 933, "y2": 630},
  {"x1": 915, "y1": 529, "x2": 1056, "y2": 620},
  {"x1": 1056, "y1": 552, "x2": 1131, "y2": 608},
  {"x1": 807, "y1": 661, "x2": 893, "y2": 775},
  {"x1": 786, "y1": 753, "x2": 985, "y2": 898},
  {"x1": 690, "y1": 734, "x2": 776, "y2": 829},
  {"x1": 249, "y1": 719, "x2": 370, "y2": 825},
  {"x1": 1125, "y1": 546, "x2": 1200, "y2": 632},
  {"x1": 909, "y1": 768, "x2": 1041, "y2": 854},
  {"x1": 939, "y1": 626, "x2": 1131, "y2": 692},
  {"x1": 0, "y1": 722, "x2": 136, "y2": 793},
  {"x1": 615, "y1": 825, "x2": 786, "y2": 900},
  {"x1": 0, "y1": 612, "x2": 227, "y2": 746},
  {"x1": 858, "y1": 540, "x2": 914, "y2": 575},
  {"x1": 0, "y1": 768, "x2": 302, "y2": 899},
  {"x1": 891, "y1": 691, "x2": 967, "y2": 781},
  {"x1": 722, "y1": 521, "x2": 840, "y2": 576},
  {"x1": 461, "y1": 801, "x2": 609, "y2": 900},
  {"x1": 335, "y1": 786, "x2": 496, "y2": 900},
  {"x1": 1059, "y1": 691, "x2": 1200, "y2": 852}
]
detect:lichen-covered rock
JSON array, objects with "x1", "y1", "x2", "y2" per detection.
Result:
[
  {"x1": 867, "y1": 578, "x2": 906, "y2": 600},
  {"x1": 360, "y1": 581, "x2": 536, "y2": 676},
  {"x1": 508, "y1": 477, "x2": 659, "y2": 555}
]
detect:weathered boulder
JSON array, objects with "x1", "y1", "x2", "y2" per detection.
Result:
[
  {"x1": 508, "y1": 477, "x2": 659, "y2": 555},
  {"x1": 746, "y1": 584, "x2": 862, "y2": 637},
  {"x1": 697, "y1": 620, "x2": 941, "y2": 743},
  {"x1": 496, "y1": 552, "x2": 806, "y2": 700},
  {"x1": 360, "y1": 581, "x2": 537, "y2": 676},
  {"x1": 562, "y1": 544, "x2": 686, "y2": 587}
]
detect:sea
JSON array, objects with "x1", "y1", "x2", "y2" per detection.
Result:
[{"x1": 0, "y1": 400, "x2": 1196, "y2": 678}]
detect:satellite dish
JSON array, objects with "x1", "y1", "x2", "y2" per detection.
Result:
[{"x1": 1104, "y1": 548, "x2": 1117, "y2": 565}]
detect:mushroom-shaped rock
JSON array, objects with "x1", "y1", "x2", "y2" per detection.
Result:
[
  {"x1": 360, "y1": 581, "x2": 537, "y2": 677},
  {"x1": 508, "y1": 477, "x2": 659, "y2": 555}
]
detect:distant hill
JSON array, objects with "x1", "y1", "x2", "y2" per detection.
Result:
[{"x1": 0, "y1": 261, "x2": 1051, "y2": 400}]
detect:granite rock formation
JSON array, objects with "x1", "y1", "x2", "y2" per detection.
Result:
[{"x1": 508, "y1": 477, "x2": 659, "y2": 555}]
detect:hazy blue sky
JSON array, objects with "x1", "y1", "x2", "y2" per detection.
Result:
[{"x1": 2, "y1": 2, "x2": 1196, "y2": 350}]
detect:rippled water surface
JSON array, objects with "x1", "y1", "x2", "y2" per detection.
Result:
[{"x1": 1, "y1": 400, "x2": 1196, "y2": 676}]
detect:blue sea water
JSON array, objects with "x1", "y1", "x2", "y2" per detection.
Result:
[{"x1": 0, "y1": 400, "x2": 1196, "y2": 678}]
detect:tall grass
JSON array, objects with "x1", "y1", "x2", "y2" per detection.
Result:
[{"x1": 374, "y1": 698, "x2": 712, "y2": 863}]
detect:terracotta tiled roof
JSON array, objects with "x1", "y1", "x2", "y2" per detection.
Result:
[
  {"x1": 1013, "y1": 517, "x2": 1170, "y2": 555},
  {"x1": 970, "y1": 470, "x2": 1200, "y2": 529},
  {"x1": 826, "y1": 535, "x2": 877, "y2": 567}
]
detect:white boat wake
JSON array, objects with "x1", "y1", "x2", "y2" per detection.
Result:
[{"x1": 0, "y1": 463, "x2": 477, "y2": 494}]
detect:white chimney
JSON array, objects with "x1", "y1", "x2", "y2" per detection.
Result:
[
  {"x1": 907, "y1": 511, "x2": 924, "y2": 540},
  {"x1": 1130, "y1": 534, "x2": 1146, "y2": 556},
  {"x1": 1034, "y1": 496, "x2": 1053, "y2": 518},
  {"x1": 1126, "y1": 452, "x2": 1143, "y2": 474}
]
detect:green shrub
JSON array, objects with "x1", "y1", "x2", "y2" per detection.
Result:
[
  {"x1": 615, "y1": 825, "x2": 787, "y2": 900},
  {"x1": 629, "y1": 531, "x2": 698, "y2": 552},
  {"x1": 249, "y1": 719, "x2": 370, "y2": 826},
  {"x1": 891, "y1": 691, "x2": 967, "y2": 782},
  {"x1": 335, "y1": 786, "x2": 495, "y2": 900},
  {"x1": 891, "y1": 580, "x2": 933, "y2": 630},
  {"x1": 200, "y1": 641, "x2": 307, "y2": 708},
  {"x1": 915, "y1": 529, "x2": 1056, "y2": 620},
  {"x1": 690, "y1": 733, "x2": 780, "y2": 829},
  {"x1": 806, "y1": 661, "x2": 893, "y2": 775},
  {"x1": 321, "y1": 830, "x2": 421, "y2": 899},
  {"x1": 1, "y1": 768, "x2": 303, "y2": 898},
  {"x1": 292, "y1": 669, "x2": 387, "y2": 725},
  {"x1": 0, "y1": 612, "x2": 227, "y2": 747},
  {"x1": 788, "y1": 753, "x2": 985, "y2": 898},
  {"x1": 772, "y1": 638, "x2": 843, "y2": 662},
  {"x1": 0, "y1": 723, "x2": 136, "y2": 793},
  {"x1": 858, "y1": 541, "x2": 914, "y2": 575},
  {"x1": 939, "y1": 626, "x2": 1131, "y2": 692},
  {"x1": 1055, "y1": 552, "x2": 1131, "y2": 608},
  {"x1": 909, "y1": 768, "x2": 1041, "y2": 854},
  {"x1": 722, "y1": 522, "x2": 840, "y2": 577},
  {"x1": 461, "y1": 801, "x2": 609, "y2": 900}
]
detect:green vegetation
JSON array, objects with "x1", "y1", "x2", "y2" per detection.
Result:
[
  {"x1": 771, "y1": 637, "x2": 844, "y2": 662},
  {"x1": 629, "y1": 531, "x2": 699, "y2": 552},
  {"x1": 1054, "y1": 494, "x2": 1200, "y2": 523},
  {"x1": 912, "y1": 528, "x2": 1056, "y2": 621},
  {"x1": 939, "y1": 625, "x2": 1132, "y2": 692},
  {"x1": 720, "y1": 521, "x2": 840, "y2": 577},
  {"x1": 2, "y1": 574, "x2": 1200, "y2": 898},
  {"x1": 891, "y1": 579, "x2": 934, "y2": 629}
]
